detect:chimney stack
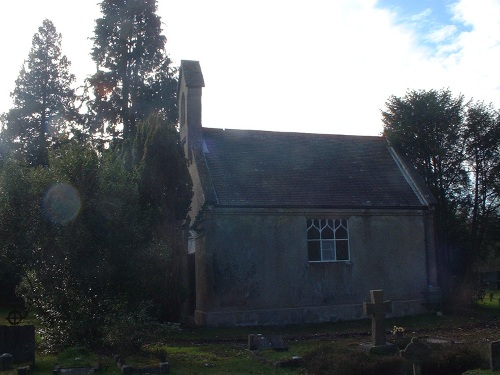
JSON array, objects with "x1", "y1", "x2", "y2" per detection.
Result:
[{"x1": 178, "y1": 60, "x2": 205, "y2": 162}]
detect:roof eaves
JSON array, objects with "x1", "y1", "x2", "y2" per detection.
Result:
[
  {"x1": 211, "y1": 203, "x2": 429, "y2": 210},
  {"x1": 192, "y1": 148, "x2": 218, "y2": 205},
  {"x1": 387, "y1": 146, "x2": 437, "y2": 207}
]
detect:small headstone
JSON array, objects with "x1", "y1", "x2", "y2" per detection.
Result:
[
  {"x1": 248, "y1": 334, "x2": 287, "y2": 351},
  {"x1": 120, "y1": 364, "x2": 133, "y2": 374},
  {"x1": 53, "y1": 364, "x2": 97, "y2": 375},
  {"x1": 159, "y1": 362, "x2": 170, "y2": 374},
  {"x1": 274, "y1": 356, "x2": 303, "y2": 368},
  {"x1": 269, "y1": 335, "x2": 288, "y2": 351},
  {"x1": 1, "y1": 353, "x2": 13, "y2": 370},
  {"x1": 490, "y1": 340, "x2": 500, "y2": 371},
  {"x1": 401, "y1": 337, "x2": 431, "y2": 375},
  {"x1": 17, "y1": 365, "x2": 30, "y2": 375},
  {"x1": 114, "y1": 356, "x2": 169, "y2": 374}
]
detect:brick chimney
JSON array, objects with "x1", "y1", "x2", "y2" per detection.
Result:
[{"x1": 178, "y1": 60, "x2": 205, "y2": 162}]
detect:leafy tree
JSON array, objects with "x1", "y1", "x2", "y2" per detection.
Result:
[
  {"x1": 88, "y1": 0, "x2": 177, "y2": 153},
  {"x1": 0, "y1": 126, "x2": 193, "y2": 348},
  {"x1": 463, "y1": 101, "x2": 500, "y2": 263},
  {"x1": 382, "y1": 89, "x2": 468, "y2": 207},
  {"x1": 133, "y1": 113, "x2": 193, "y2": 320},
  {"x1": 382, "y1": 89, "x2": 469, "y2": 291},
  {"x1": 1, "y1": 19, "x2": 78, "y2": 167},
  {"x1": 0, "y1": 142, "x2": 147, "y2": 349}
]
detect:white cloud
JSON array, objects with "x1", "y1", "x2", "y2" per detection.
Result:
[
  {"x1": 164, "y1": 0, "x2": 435, "y2": 135},
  {"x1": 409, "y1": 8, "x2": 432, "y2": 23},
  {"x1": 431, "y1": 0, "x2": 500, "y2": 103},
  {"x1": 1, "y1": 0, "x2": 500, "y2": 136},
  {"x1": 427, "y1": 24, "x2": 458, "y2": 44}
]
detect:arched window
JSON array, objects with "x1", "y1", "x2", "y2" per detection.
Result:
[{"x1": 307, "y1": 219, "x2": 350, "y2": 262}]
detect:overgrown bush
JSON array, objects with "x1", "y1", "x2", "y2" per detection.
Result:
[
  {"x1": 57, "y1": 347, "x2": 97, "y2": 367},
  {"x1": 302, "y1": 345, "x2": 405, "y2": 375},
  {"x1": 421, "y1": 344, "x2": 488, "y2": 375},
  {"x1": 101, "y1": 303, "x2": 181, "y2": 353},
  {"x1": 2, "y1": 140, "x2": 190, "y2": 351}
]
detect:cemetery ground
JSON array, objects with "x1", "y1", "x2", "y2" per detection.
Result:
[{"x1": 2, "y1": 293, "x2": 500, "y2": 375}]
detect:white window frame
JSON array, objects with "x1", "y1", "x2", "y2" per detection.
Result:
[{"x1": 307, "y1": 219, "x2": 350, "y2": 262}]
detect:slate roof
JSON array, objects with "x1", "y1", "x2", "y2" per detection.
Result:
[{"x1": 200, "y1": 128, "x2": 435, "y2": 209}]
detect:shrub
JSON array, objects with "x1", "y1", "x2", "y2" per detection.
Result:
[
  {"x1": 57, "y1": 347, "x2": 97, "y2": 368},
  {"x1": 101, "y1": 303, "x2": 181, "y2": 353},
  {"x1": 421, "y1": 344, "x2": 488, "y2": 375},
  {"x1": 303, "y1": 345, "x2": 405, "y2": 375}
]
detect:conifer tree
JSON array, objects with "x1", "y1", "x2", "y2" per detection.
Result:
[
  {"x1": 2, "y1": 19, "x2": 77, "y2": 167},
  {"x1": 89, "y1": 0, "x2": 177, "y2": 153}
]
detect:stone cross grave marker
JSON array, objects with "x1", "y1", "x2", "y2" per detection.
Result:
[{"x1": 363, "y1": 289, "x2": 392, "y2": 346}]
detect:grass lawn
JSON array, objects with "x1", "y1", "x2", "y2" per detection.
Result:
[{"x1": 1, "y1": 297, "x2": 500, "y2": 374}]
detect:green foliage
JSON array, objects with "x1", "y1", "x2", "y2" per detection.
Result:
[
  {"x1": 0, "y1": 128, "x2": 194, "y2": 349},
  {"x1": 134, "y1": 113, "x2": 193, "y2": 222},
  {"x1": 0, "y1": 0, "x2": 187, "y2": 357},
  {"x1": 57, "y1": 347, "x2": 97, "y2": 367},
  {"x1": 0, "y1": 142, "x2": 156, "y2": 350},
  {"x1": 302, "y1": 345, "x2": 405, "y2": 375},
  {"x1": 0, "y1": 260, "x2": 21, "y2": 304},
  {"x1": 463, "y1": 101, "x2": 500, "y2": 262},
  {"x1": 382, "y1": 88, "x2": 467, "y2": 208},
  {"x1": 88, "y1": 0, "x2": 177, "y2": 145},
  {"x1": 382, "y1": 88, "x2": 500, "y2": 283},
  {"x1": 101, "y1": 303, "x2": 181, "y2": 353},
  {"x1": 1, "y1": 19, "x2": 78, "y2": 167},
  {"x1": 421, "y1": 344, "x2": 488, "y2": 375},
  {"x1": 132, "y1": 113, "x2": 193, "y2": 321}
]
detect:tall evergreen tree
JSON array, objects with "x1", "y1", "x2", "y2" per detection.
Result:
[
  {"x1": 1, "y1": 19, "x2": 77, "y2": 167},
  {"x1": 134, "y1": 113, "x2": 192, "y2": 223},
  {"x1": 89, "y1": 0, "x2": 178, "y2": 152}
]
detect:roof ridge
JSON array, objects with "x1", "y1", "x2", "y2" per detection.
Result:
[{"x1": 202, "y1": 127, "x2": 383, "y2": 139}]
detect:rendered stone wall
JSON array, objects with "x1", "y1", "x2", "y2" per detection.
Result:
[{"x1": 194, "y1": 207, "x2": 433, "y2": 326}]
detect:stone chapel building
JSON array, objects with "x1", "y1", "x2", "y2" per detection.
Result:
[{"x1": 179, "y1": 60, "x2": 438, "y2": 326}]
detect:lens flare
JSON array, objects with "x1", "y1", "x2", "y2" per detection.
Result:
[{"x1": 43, "y1": 183, "x2": 81, "y2": 225}]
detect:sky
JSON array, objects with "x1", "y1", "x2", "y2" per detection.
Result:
[{"x1": 1, "y1": 0, "x2": 499, "y2": 136}]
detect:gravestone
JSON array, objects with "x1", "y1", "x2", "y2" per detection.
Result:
[
  {"x1": 53, "y1": 365, "x2": 98, "y2": 374},
  {"x1": 401, "y1": 337, "x2": 431, "y2": 375},
  {"x1": 248, "y1": 334, "x2": 287, "y2": 351},
  {"x1": 0, "y1": 353, "x2": 13, "y2": 370},
  {"x1": 363, "y1": 289, "x2": 398, "y2": 355},
  {"x1": 363, "y1": 289, "x2": 391, "y2": 346},
  {"x1": 0, "y1": 325, "x2": 35, "y2": 364},
  {"x1": 114, "y1": 355, "x2": 169, "y2": 374},
  {"x1": 490, "y1": 340, "x2": 500, "y2": 371}
]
